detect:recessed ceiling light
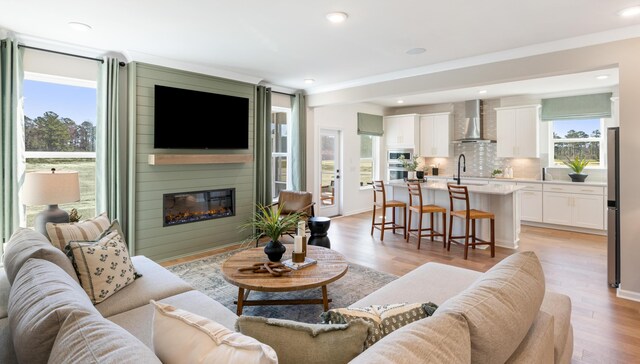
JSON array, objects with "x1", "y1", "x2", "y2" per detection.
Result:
[
  {"x1": 478, "y1": 90, "x2": 488, "y2": 94},
  {"x1": 619, "y1": 6, "x2": 640, "y2": 17},
  {"x1": 406, "y1": 47, "x2": 426, "y2": 55},
  {"x1": 397, "y1": 100, "x2": 404, "y2": 104},
  {"x1": 304, "y1": 79, "x2": 315, "y2": 84},
  {"x1": 326, "y1": 12, "x2": 348, "y2": 23},
  {"x1": 68, "y1": 22, "x2": 92, "y2": 32},
  {"x1": 596, "y1": 75, "x2": 609, "y2": 80}
]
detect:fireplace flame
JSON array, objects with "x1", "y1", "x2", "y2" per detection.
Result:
[{"x1": 165, "y1": 207, "x2": 232, "y2": 225}]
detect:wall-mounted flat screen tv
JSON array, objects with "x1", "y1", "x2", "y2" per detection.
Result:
[{"x1": 154, "y1": 85, "x2": 249, "y2": 149}]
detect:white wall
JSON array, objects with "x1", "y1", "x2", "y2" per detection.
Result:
[{"x1": 309, "y1": 103, "x2": 386, "y2": 216}]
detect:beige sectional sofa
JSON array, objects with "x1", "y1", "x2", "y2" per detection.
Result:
[{"x1": 0, "y1": 227, "x2": 572, "y2": 363}]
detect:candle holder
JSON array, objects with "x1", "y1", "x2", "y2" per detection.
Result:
[{"x1": 292, "y1": 252, "x2": 305, "y2": 263}]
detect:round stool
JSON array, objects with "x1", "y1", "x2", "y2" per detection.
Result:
[{"x1": 308, "y1": 217, "x2": 331, "y2": 248}]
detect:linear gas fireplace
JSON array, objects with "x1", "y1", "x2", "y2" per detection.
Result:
[{"x1": 163, "y1": 188, "x2": 235, "y2": 227}]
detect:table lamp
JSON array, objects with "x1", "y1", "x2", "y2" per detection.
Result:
[{"x1": 22, "y1": 168, "x2": 80, "y2": 239}]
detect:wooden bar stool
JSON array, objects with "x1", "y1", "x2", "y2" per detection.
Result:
[
  {"x1": 406, "y1": 182, "x2": 447, "y2": 250},
  {"x1": 371, "y1": 181, "x2": 406, "y2": 241},
  {"x1": 446, "y1": 183, "x2": 495, "y2": 260}
]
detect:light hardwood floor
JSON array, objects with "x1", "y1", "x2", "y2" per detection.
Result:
[{"x1": 162, "y1": 212, "x2": 640, "y2": 363}]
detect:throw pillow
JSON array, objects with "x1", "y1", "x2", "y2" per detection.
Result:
[
  {"x1": 46, "y1": 212, "x2": 111, "y2": 250},
  {"x1": 349, "y1": 311, "x2": 472, "y2": 364},
  {"x1": 151, "y1": 301, "x2": 278, "y2": 364},
  {"x1": 66, "y1": 229, "x2": 137, "y2": 304},
  {"x1": 236, "y1": 315, "x2": 372, "y2": 364},
  {"x1": 321, "y1": 302, "x2": 438, "y2": 348}
]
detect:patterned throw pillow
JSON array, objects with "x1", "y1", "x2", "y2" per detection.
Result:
[
  {"x1": 321, "y1": 302, "x2": 438, "y2": 348},
  {"x1": 46, "y1": 212, "x2": 111, "y2": 250},
  {"x1": 66, "y1": 230, "x2": 137, "y2": 304}
]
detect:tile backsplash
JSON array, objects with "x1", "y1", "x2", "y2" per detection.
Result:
[{"x1": 412, "y1": 98, "x2": 607, "y2": 183}]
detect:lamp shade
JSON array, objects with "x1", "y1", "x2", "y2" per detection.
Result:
[{"x1": 22, "y1": 170, "x2": 80, "y2": 206}]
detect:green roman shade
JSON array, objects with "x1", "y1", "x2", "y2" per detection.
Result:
[
  {"x1": 357, "y1": 113, "x2": 383, "y2": 136},
  {"x1": 541, "y1": 93, "x2": 613, "y2": 121}
]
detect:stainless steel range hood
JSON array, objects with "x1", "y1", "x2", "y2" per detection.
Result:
[{"x1": 453, "y1": 100, "x2": 496, "y2": 143}]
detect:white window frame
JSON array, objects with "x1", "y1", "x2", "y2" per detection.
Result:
[
  {"x1": 548, "y1": 118, "x2": 607, "y2": 169},
  {"x1": 359, "y1": 134, "x2": 379, "y2": 190},
  {"x1": 271, "y1": 107, "x2": 292, "y2": 200}
]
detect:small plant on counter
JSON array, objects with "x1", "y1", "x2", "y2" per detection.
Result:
[
  {"x1": 491, "y1": 169, "x2": 503, "y2": 178},
  {"x1": 397, "y1": 155, "x2": 420, "y2": 171},
  {"x1": 562, "y1": 155, "x2": 590, "y2": 174}
]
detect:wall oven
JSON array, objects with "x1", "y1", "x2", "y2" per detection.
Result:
[{"x1": 387, "y1": 149, "x2": 413, "y2": 181}]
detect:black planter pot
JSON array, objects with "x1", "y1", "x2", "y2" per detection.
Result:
[
  {"x1": 416, "y1": 171, "x2": 424, "y2": 180},
  {"x1": 568, "y1": 173, "x2": 588, "y2": 182},
  {"x1": 264, "y1": 240, "x2": 286, "y2": 262}
]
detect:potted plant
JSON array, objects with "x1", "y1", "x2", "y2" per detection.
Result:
[
  {"x1": 398, "y1": 155, "x2": 420, "y2": 180},
  {"x1": 562, "y1": 156, "x2": 590, "y2": 182},
  {"x1": 241, "y1": 204, "x2": 303, "y2": 261},
  {"x1": 491, "y1": 169, "x2": 503, "y2": 178}
]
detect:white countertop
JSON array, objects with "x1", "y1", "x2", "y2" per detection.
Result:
[
  {"x1": 422, "y1": 175, "x2": 607, "y2": 187},
  {"x1": 388, "y1": 181, "x2": 527, "y2": 196}
]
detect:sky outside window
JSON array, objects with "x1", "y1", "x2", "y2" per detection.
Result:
[
  {"x1": 23, "y1": 80, "x2": 96, "y2": 123},
  {"x1": 552, "y1": 119, "x2": 600, "y2": 138}
]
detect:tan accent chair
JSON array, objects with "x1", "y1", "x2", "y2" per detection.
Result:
[
  {"x1": 406, "y1": 182, "x2": 447, "y2": 249},
  {"x1": 371, "y1": 181, "x2": 406, "y2": 241},
  {"x1": 266, "y1": 190, "x2": 315, "y2": 242},
  {"x1": 446, "y1": 183, "x2": 495, "y2": 259}
]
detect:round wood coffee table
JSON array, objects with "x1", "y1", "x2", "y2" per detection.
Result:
[{"x1": 221, "y1": 245, "x2": 348, "y2": 315}]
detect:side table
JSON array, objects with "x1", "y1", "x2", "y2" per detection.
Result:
[{"x1": 308, "y1": 217, "x2": 331, "y2": 248}]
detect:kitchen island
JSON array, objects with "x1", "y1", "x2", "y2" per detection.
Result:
[{"x1": 388, "y1": 181, "x2": 526, "y2": 249}]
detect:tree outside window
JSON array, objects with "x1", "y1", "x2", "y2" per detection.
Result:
[
  {"x1": 359, "y1": 135, "x2": 377, "y2": 186},
  {"x1": 550, "y1": 118, "x2": 606, "y2": 167},
  {"x1": 23, "y1": 78, "x2": 97, "y2": 227},
  {"x1": 271, "y1": 108, "x2": 291, "y2": 199}
]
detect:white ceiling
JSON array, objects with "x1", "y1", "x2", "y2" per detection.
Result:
[
  {"x1": 0, "y1": 0, "x2": 637, "y2": 94},
  {"x1": 372, "y1": 68, "x2": 619, "y2": 107}
]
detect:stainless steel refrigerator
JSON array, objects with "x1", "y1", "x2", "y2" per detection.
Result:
[{"x1": 607, "y1": 127, "x2": 620, "y2": 288}]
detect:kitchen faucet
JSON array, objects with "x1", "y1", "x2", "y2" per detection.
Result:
[{"x1": 456, "y1": 153, "x2": 466, "y2": 185}]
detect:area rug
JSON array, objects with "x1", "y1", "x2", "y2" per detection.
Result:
[{"x1": 166, "y1": 248, "x2": 397, "y2": 323}]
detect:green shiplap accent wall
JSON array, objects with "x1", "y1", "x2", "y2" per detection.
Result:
[{"x1": 130, "y1": 63, "x2": 255, "y2": 261}]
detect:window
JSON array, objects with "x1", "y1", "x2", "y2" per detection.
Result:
[
  {"x1": 271, "y1": 107, "x2": 291, "y2": 199},
  {"x1": 359, "y1": 135, "x2": 378, "y2": 186},
  {"x1": 549, "y1": 118, "x2": 607, "y2": 167},
  {"x1": 23, "y1": 75, "x2": 97, "y2": 227}
]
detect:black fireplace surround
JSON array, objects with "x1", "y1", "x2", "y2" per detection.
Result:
[{"x1": 163, "y1": 188, "x2": 235, "y2": 227}]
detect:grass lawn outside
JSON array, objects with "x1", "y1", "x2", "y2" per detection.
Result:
[{"x1": 25, "y1": 158, "x2": 96, "y2": 228}]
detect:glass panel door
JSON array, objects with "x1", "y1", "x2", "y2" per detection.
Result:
[{"x1": 319, "y1": 129, "x2": 341, "y2": 217}]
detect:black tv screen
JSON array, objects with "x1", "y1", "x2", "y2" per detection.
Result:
[{"x1": 154, "y1": 85, "x2": 249, "y2": 149}]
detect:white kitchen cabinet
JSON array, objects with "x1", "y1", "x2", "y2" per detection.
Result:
[
  {"x1": 517, "y1": 182, "x2": 543, "y2": 222},
  {"x1": 419, "y1": 112, "x2": 452, "y2": 157},
  {"x1": 495, "y1": 105, "x2": 540, "y2": 158},
  {"x1": 573, "y1": 194, "x2": 605, "y2": 229},
  {"x1": 543, "y1": 192, "x2": 573, "y2": 226},
  {"x1": 384, "y1": 114, "x2": 419, "y2": 149},
  {"x1": 543, "y1": 191, "x2": 604, "y2": 229}
]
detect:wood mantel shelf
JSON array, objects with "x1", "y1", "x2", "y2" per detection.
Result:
[{"x1": 148, "y1": 154, "x2": 253, "y2": 165}]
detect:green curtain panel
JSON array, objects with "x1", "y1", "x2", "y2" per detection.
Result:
[
  {"x1": 541, "y1": 93, "x2": 613, "y2": 121},
  {"x1": 96, "y1": 58, "x2": 128, "y2": 239},
  {"x1": 291, "y1": 92, "x2": 306, "y2": 191},
  {"x1": 255, "y1": 86, "x2": 272, "y2": 206},
  {"x1": 357, "y1": 112, "x2": 384, "y2": 136},
  {"x1": 0, "y1": 38, "x2": 25, "y2": 245}
]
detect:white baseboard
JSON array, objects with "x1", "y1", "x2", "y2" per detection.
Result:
[
  {"x1": 521, "y1": 221, "x2": 606, "y2": 236},
  {"x1": 617, "y1": 287, "x2": 640, "y2": 302}
]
